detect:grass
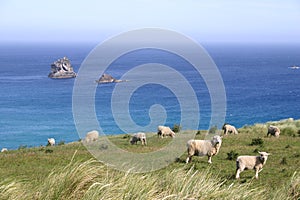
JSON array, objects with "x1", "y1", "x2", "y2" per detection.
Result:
[{"x1": 0, "y1": 119, "x2": 299, "y2": 199}]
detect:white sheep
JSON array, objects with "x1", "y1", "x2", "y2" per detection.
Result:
[
  {"x1": 85, "y1": 130, "x2": 99, "y2": 143},
  {"x1": 236, "y1": 151, "x2": 270, "y2": 179},
  {"x1": 1, "y1": 148, "x2": 8, "y2": 153},
  {"x1": 130, "y1": 132, "x2": 147, "y2": 145},
  {"x1": 222, "y1": 123, "x2": 238, "y2": 135},
  {"x1": 186, "y1": 135, "x2": 223, "y2": 164},
  {"x1": 267, "y1": 125, "x2": 280, "y2": 137},
  {"x1": 157, "y1": 125, "x2": 175, "y2": 138},
  {"x1": 47, "y1": 138, "x2": 55, "y2": 146}
]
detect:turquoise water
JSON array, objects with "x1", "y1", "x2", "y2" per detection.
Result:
[{"x1": 0, "y1": 43, "x2": 299, "y2": 149}]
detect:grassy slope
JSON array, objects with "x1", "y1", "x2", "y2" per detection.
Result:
[{"x1": 0, "y1": 119, "x2": 299, "y2": 199}]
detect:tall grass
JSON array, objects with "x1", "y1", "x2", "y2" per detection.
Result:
[{"x1": 0, "y1": 159, "x2": 270, "y2": 200}]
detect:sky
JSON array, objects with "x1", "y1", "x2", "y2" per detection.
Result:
[{"x1": 0, "y1": 0, "x2": 300, "y2": 43}]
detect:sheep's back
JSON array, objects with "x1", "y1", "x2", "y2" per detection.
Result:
[
  {"x1": 136, "y1": 132, "x2": 146, "y2": 139},
  {"x1": 237, "y1": 156, "x2": 258, "y2": 169},
  {"x1": 187, "y1": 139, "x2": 212, "y2": 155}
]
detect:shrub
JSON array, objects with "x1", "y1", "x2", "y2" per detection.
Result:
[
  {"x1": 250, "y1": 138, "x2": 264, "y2": 147},
  {"x1": 196, "y1": 130, "x2": 201, "y2": 135},
  {"x1": 45, "y1": 149, "x2": 53, "y2": 153},
  {"x1": 280, "y1": 157, "x2": 288, "y2": 165},
  {"x1": 172, "y1": 124, "x2": 181, "y2": 133},
  {"x1": 282, "y1": 127, "x2": 297, "y2": 137},
  {"x1": 226, "y1": 150, "x2": 239, "y2": 160},
  {"x1": 58, "y1": 140, "x2": 65, "y2": 146},
  {"x1": 253, "y1": 148, "x2": 260, "y2": 153},
  {"x1": 122, "y1": 134, "x2": 131, "y2": 139},
  {"x1": 208, "y1": 125, "x2": 218, "y2": 134},
  {"x1": 294, "y1": 153, "x2": 300, "y2": 158}
]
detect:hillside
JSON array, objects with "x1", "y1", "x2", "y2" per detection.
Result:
[{"x1": 0, "y1": 119, "x2": 299, "y2": 199}]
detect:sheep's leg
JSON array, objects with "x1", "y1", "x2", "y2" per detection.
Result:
[
  {"x1": 255, "y1": 169, "x2": 259, "y2": 179},
  {"x1": 186, "y1": 156, "x2": 192, "y2": 163},
  {"x1": 208, "y1": 156, "x2": 212, "y2": 164},
  {"x1": 236, "y1": 168, "x2": 241, "y2": 179}
]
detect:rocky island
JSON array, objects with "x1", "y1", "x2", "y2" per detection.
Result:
[
  {"x1": 96, "y1": 74, "x2": 125, "y2": 84},
  {"x1": 48, "y1": 57, "x2": 77, "y2": 79}
]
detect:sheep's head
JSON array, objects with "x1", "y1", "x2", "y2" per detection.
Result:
[
  {"x1": 212, "y1": 135, "x2": 222, "y2": 145},
  {"x1": 258, "y1": 151, "x2": 270, "y2": 164},
  {"x1": 211, "y1": 135, "x2": 222, "y2": 155},
  {"x1": 222, "y1": 124, "x2": 228, "y2": 130},
  {"x1": 129, "y1": 138, "x2": 135, "y2": 144},
  {"x1": 171, "y1": 132, "x2": 176, "y2": 138}
]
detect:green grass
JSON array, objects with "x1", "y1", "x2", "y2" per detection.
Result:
[{"x1": 0, "y1": 119, "x2": 299, "y2": 199}]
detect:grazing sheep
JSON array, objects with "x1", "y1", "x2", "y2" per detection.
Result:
[
  {"x1": 1, "y1": 148, "x2": 8, "y2": 153},
  {"x1": 47, "y1": 138, "x2": 55, "y2": 146},
  {"x1": 186, "y1": 135, "x2": 223, "y2": 164},
  {"x1": 130, "y1": 132, "x2": 147, "y2": 145},
  {"x1": 222, "y1": 123, "x2": 238, "y2": 135},
  {"x1": 267, "y1": 125, "x2": 280, "y2": 137},
  {"x1": 85, "y1": 130, "x2": 99, "y2": 143},
  {"x1": 236, "y1": 151, "x2": 270, "y2": 179},
  {"x1": 157, "y1": 126, "x2": 175, "y2": 138}
]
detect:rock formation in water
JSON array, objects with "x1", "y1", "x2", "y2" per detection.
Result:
[
  {"x1": 48, "y1": 57, "x2": 76, "y2": 78},
  {"x1": 96, "y1": 74, "x2": 124, "y2": 84}
]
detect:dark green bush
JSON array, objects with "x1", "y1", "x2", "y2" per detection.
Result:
[
  {"x1": 45, "y1": 149, "x2": 53, "y2": 153},
  {"x1": 226, "y1": 150, "x2": 239, "y2": 160},
  {"x1": 172, "y1": 124, "x2": 181, "y2": 133},
  {"x1": 253, "y1": 148, "x2": 260, "y2": 153},
  {"x1": 58, "y1": 140, "x2": 65, "y2": 146},
  {"x1": 196, "y1": 130, "x2": 201, "y2": 135},
  {"x1": 280, "y1": 157, "x2": 288, "y2": 165},
  {"x1": 250, "y1": 138, "x2": 264, "y2": 147},
  {"x1": 208, "y1": 125, "x2": 218, "y2": 134},
  {"x1": 122, "y1": 134, "x2": 131, "y2": 139}
]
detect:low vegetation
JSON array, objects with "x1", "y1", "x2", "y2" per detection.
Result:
[{"x1": 0, "y1": 119, "x2": 299, "y2": 199}]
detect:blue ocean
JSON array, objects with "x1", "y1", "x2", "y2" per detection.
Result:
[{"x1": 0, "y1": 43, "x2": 300, "y2": 149}]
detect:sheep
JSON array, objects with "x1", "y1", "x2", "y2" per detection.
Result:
[
  {"x1": 1, "y1": 148, "x2": 8, "y2": 153},
  {"x1": 267, "y1": 125, "x2": 280, "y2": 137},
  {"x1": 130, "y1": 132, "x2": 147, "y2": 145},
  {"x1": 47, "y1": 138, "x2": 55, "y2": 146},
  {"x1": 157, "y1": 125, "x2": 175, "y2": 138},
  {"x1": 222, "y1": 123, "x2": 238, "y2": 135},
  {"x1": 186, "y1": 135, "x2": 223, "y2": 164},
  {"x1": 236, "y1": 151, "x2": 270, "y2": 179},
  {"x1": 85, "y1": 130, "x2": 99, "y2": 143}
]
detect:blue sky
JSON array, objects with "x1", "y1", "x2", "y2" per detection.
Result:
[{"x1": 0, "y1": 0, "x2": 300, "y2": 43}]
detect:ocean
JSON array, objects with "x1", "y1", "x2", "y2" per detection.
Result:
[{"x1": 0, "y1": 43, "x2": 299, "y2": 149}]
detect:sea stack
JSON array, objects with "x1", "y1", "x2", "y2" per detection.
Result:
[
  {"x1": 48, "y1": 57, "x2": 76, "y2": 78},
  {"x1": 96, "y1": 74, "x2": 123, "y2": 84}
]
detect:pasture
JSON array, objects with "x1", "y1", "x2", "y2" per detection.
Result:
[{"x1": 0, "y1": 119, "x2": 299, "y2": 199}]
